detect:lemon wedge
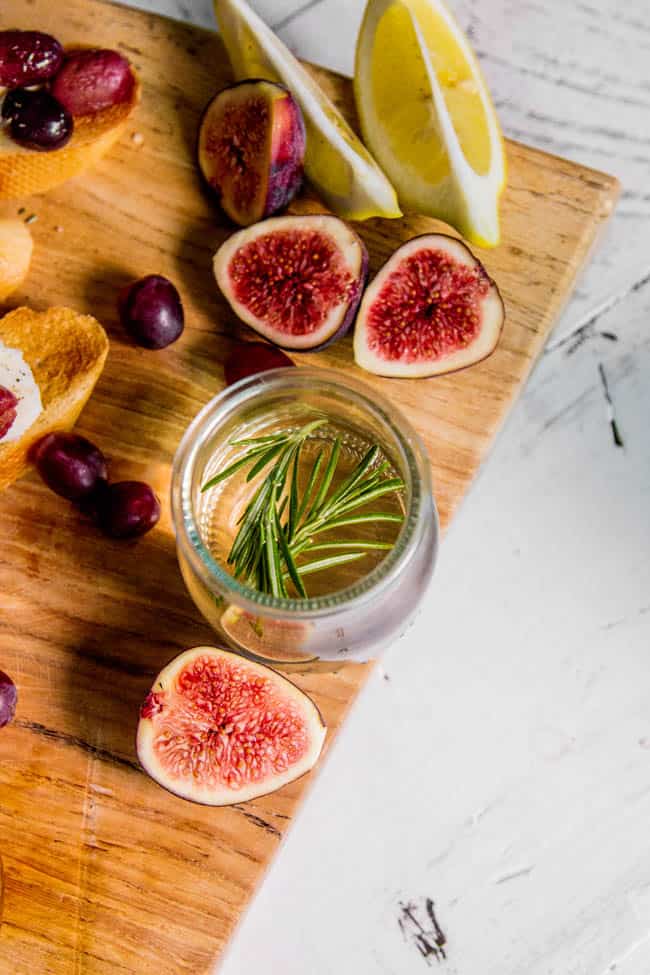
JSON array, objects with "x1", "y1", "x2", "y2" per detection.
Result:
[
  {"x1": 355, "y1": 0, "x2": 506, "y2": 246},
  {"x1": 214, "y1": 0, "x2": 401, "y2": 221}
]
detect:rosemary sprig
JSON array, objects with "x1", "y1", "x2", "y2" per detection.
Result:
[{"x1": 201, "y1": 419, "x2": 405, "y2": 598}]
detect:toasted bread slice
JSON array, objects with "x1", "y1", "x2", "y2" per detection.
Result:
[
  {"x1": 0, "y1": 306, "x2": 109, "y2": 490},
  {"x1": 0, "y1": 74, "x2": 140, "y2": 200}
]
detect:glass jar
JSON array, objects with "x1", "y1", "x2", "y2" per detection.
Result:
[{"x1": 171, "y1": 368, "x2": 438, "y2": 664}]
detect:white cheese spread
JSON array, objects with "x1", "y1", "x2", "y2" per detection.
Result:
[{"x1": 0, "y1": 339, "x2": 43, "y2": 443}]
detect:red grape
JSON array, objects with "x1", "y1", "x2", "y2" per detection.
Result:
[
  {"x1": 118, "y1": 275, "x2": 184, "y2": 350},
  {"x1": 0, "y1": 30, "x2": 63, "y2": 88},
  {"x1": 0, "y1": 671, "x2": 16, "y2": 729},
  {"x1": 51, "y1": 49, "x2": 134, "y2": 117},
  {"x1": 224, "y1": 341, "x2": 294, "y2": 386},
  {"x1": 32, "y1": 433, "x2": 108, "y2": 501},
  {"x1": 95, "y1": 481, "x2": 160, "y2": 539}
]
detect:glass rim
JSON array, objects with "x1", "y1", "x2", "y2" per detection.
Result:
[{"x1": 171, "y1": 367, "x2": 436, "y2": 620}]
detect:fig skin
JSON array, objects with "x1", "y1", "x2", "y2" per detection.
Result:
[
  {"x1": 214, "y1": 214, "x2": 369, "y2": 352},
  {"x1": 198, "y1": 79, "x2": 306, "y2": 227},
  {"x1": 354, "y1": 233, "x2": 505, "y2": 379}
]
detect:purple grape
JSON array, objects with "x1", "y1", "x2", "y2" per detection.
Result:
[
  {"x1": 9, "y1": 89, "x2": 73, "y2": 151},
  {"x1": 118, "y1": 275, "x2": 184, "y2": 350},
  {"x1": 95, "y1": 481, "x2": 160, "y2": 539},
  {"x1": 75, "y1": 479, "x2": 110, "y2": 521},
  {"x1": 1, "y1": 86, "x2": 37, "y2": 122},
  {"x1": 0, "y1": 30, "x2": 63, "y2": 88},
  {"x1": 0, "y1": 671, "x2": 17, "y2": 729},
  {"x1": 32, "y1": 433, "x2": 108, "y2": 501},
  {"x1": 224, "y1": 341, "x2": 295, "y2": 386}
]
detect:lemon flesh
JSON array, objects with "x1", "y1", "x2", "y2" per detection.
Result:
[
  {"x1": 215, "y1": 0, "x2": 401, "y2": 221},
  {"x1": 355, "y1": 0, "x2": 506, "y2": 246}
]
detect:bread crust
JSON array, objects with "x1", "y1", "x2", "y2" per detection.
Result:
[
  {"x1": 0, "y1": 72, "x2": 140, "y2": 200},
  {"x1": 0, "y1": 306, "x2": 109, "y2": 490}
]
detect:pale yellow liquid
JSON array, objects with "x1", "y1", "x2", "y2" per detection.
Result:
[{"x1": 199, "y1": 408, "x2": 404, "y2": 600}]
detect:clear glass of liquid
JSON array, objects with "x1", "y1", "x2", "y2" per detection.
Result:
[{"x1": 171, "y1": 368, "x2": 438, "y2": 664}]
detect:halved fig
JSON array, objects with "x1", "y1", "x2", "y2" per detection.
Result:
[
  {"x1": 214, "y1": 214, "x2": 369, "y2": 351},
  {"x1": 354, "y1": 234, "x2": 505, "y2": 378},
  {"x1": 136, "y1": 646, "x2": 326, "y2": 805},
  {"x1": 198, "y1": 79, "x2": 306, "y2": 226}
]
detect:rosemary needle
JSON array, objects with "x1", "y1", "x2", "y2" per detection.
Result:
[{"x1": 201, "y1": 420, "x2": 405, "y2": 598}]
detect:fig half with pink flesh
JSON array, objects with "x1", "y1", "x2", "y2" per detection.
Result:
[
  {"x1": 214, "y1": 214, "x2": 369, "y2": 351},
  {"x1": 136, "y1": 646, "x2": 326, "y2": 806},
  {"x1": 198, "y1": 79, "x2": 306, "y2": 226},
  {"x1": 354, "y1": 234, "x2": 505, "y2": 378}
]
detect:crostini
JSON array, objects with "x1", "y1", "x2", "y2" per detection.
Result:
[{"x1": 0, "y1": 306, "x2": 108, "y2": 490}]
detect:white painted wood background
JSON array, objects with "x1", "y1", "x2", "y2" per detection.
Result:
[{"x1": 130, "y1": 1, "x2": 650, "y2": 972}]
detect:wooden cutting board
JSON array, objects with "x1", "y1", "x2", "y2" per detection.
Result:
[{"x1": 0, "y1": 1, "x2": 618, "y2": 972}]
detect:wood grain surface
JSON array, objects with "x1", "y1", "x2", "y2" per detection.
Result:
[{"x1": 0, "y1": 1, "x2": 618, "y2": 972}]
